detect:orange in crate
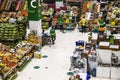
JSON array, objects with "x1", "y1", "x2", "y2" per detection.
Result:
[
  {"x1": 19, "y1": 10, "x2": 28, "y2": 17},
  {"x1": 98, "y1": 27, "x2": 105, "y2": 31}
]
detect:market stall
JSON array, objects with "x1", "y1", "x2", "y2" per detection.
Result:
[
  {"x1": 0, "y1": 0, "x2": 28, "y2": 23},
  {"x1": 0, "y1": 23, "x2": 26, "y2": 48},
  {"x1": 0, "y1": 41, "x2": 35, "y2": 80}
]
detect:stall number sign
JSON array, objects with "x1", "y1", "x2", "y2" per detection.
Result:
[{"x1": 28, "y1": 0, "x2": 41, "y2": 21}]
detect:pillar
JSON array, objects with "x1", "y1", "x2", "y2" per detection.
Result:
[{"x1": 28, "y1": 0, "x2": 42, "y2": 36}]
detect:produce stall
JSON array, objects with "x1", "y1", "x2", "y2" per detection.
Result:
[
  {"x1": 42, "y1": 4, "x2": 55, "y2": 29},
  {"x1": 0, "y1": 0, "x2": 28, "y2": 23},
  {"x1": 69, "y1": 40, "x2": 97, "y2": 80},
  {"x1": 52, "y1": 7, "x2": 77, "y2": 30},
  {"x1": 0, "y1": 23, "x2": 26, "y2": 48},
  {"x1": 0, "y1": 41, "x2": 34, "y2": 80}
]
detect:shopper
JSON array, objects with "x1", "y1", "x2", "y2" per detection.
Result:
[
  {"x1": 50, "y1": 26, "x2": 56, "y2": 44},
  {"x1": 86, "y1": 71, "x2": 91, "y2": 80},
  {"x1": 42, "y1": 30, "x2": 49, "y2": 38},
  {"x1": 80, "y1": 17, "x2": 87, "y2": 33},
  {"x1": 42, "y1": 30, "x2": 50, "y2": 46}
]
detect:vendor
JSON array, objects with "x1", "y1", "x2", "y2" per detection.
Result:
[
  {"x1": 109, "y1": 33, "x2": 114, "y2": 44},
  {"x1": 50, "y1": 26, "x2": 56, "y2": 44},
  {"x1": 58, "y1": 16, "x2": 64, "y2": 32},
  {"x1": 99, "y1": 18, "x2": 105, "y2": 27}
]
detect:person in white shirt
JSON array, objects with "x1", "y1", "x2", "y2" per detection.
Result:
[{"x1": 9, "y1": 16, "x2": 16, "y2": 24}]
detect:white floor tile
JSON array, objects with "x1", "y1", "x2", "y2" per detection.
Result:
[{"x1": 16, "y1": 29, "x2": 117, "y2": 80}]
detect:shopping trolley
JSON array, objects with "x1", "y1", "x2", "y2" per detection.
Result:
[
  {"x1": 42, "y1": 34, "x2": 52, "y2": 47},
  {"x1": 70, "y1": 49, "x2": 86, "y2": 71}
]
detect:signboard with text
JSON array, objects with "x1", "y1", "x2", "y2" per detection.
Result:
[{"x1": 28, "y1": 0, "x2": 41, "y2": 21}]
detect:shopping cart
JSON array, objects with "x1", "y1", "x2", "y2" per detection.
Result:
[
  {"x1": 70, "y1": 49, "x2": 85, "y2": 70},
  {"x1": 42, "y1": 34, "x2": 52, "y2": 47}
]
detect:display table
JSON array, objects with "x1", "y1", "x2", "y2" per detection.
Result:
[
  {"x1": 106, "y1": 25, "x2": 120, "y2": 33},
  {"x1": 99, "y1": 42, "x2": 110, "y2": 49},
  {"x1": 97, "y1": 49, "x2": 112, "y2": 64},
  {"x1": 111, "y1": 67, "x2": 120, "y2": 79},
  {"x1": 97, "y1": 66, "x2": 110, "y2": 78},
  {"x1": 109, "y1": 45, "x2": 119, "y2": 51}
]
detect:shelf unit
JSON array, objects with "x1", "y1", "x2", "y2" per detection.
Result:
[
  {"x1": 16, "y1": 45, "x2": 34, "y2": 71},
  {"x1": 42, "y1": 15, "x2": 51, "y2": 29},
  {"x1": 0, "y1": 43, "x2": 34, "y2": 80},
  {"x1": 106, "y1": 25, "x2": 120, "y2": 33},
  {"x1": 0, "y1": 23, "x2": 26, "y2": 47}
]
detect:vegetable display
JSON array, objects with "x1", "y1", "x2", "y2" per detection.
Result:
[{"x1": 0, "y1": 23, "x2": 26, "y2": 47}]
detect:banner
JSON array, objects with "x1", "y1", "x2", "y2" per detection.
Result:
[{"x1": 28, "y1": 0, "x2": 41, "y2": 21}]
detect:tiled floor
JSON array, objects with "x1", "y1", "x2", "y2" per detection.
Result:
[{"x1": 16, "y1": 28, "x2": 118, "y2": 80}]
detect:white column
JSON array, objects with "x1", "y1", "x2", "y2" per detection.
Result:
[{"x1": 29, "y1": 20, "x2": 42, "y2": 37}]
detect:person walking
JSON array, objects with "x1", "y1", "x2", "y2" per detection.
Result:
[
  {"x1": 80, "y1": 17, "x2": 87, "y2": 33},
  {"x1": 50, "y1": 26, "x2": 56, "y2": 44}
]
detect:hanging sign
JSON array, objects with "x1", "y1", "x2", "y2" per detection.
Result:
[{"x1": 28, "y1": 0, "x2": 41, "y2": 21}]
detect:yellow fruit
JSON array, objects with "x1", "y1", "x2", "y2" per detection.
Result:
[
  {"x1": 79, "y1": 46, "x2": 83, "y2": 48},
  {"x1": 111, "y1": 21, "x2": 116, "y2": 26}
]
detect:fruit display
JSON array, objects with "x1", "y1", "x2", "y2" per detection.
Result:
[
  {"x1": 0, "y1": 23, "x2": 18, "y2": 39},
  {"x1": 0, "y1": 0, "x2": 7, "y2": 11},
  {"x1": 42, "y1": 8, "x2": 54, "y2": 16},
  {"x1": 0, "y1": 0, "x2": 28, "y2": 23},
  {"x1": 41, "y1": 8, "x2": 54, "y2": 29},
  {"x1": 27, "y1": 34, "x2": 41, "y2": 45},
  {"x1": 106, "y1": 6, "x2": 120, "y2": 27},
  {"x1": 18, "y1": 24, "x2": 26, "y2": 38},
  {"x1": 0, "y1": 42, "x2": 34, "y2": 80},
  {"x1": 0, "y1": 23, "x2": 26, "y2": 47},
  {"x1": 0, "y1": 0, "x2": 27, "y2": 11},
  {"x1": 42, "y1": 16, "x2": 51, "y2": 21},
  {"x1": 42, "y1": 22, "x2": 49, "y2": 29},
  {"x1": 42, "y1": 15, "x2": 51, "y2": 29},
  {"x1": 17, "y1": 0, "x2": 27, "y2": 11}
]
